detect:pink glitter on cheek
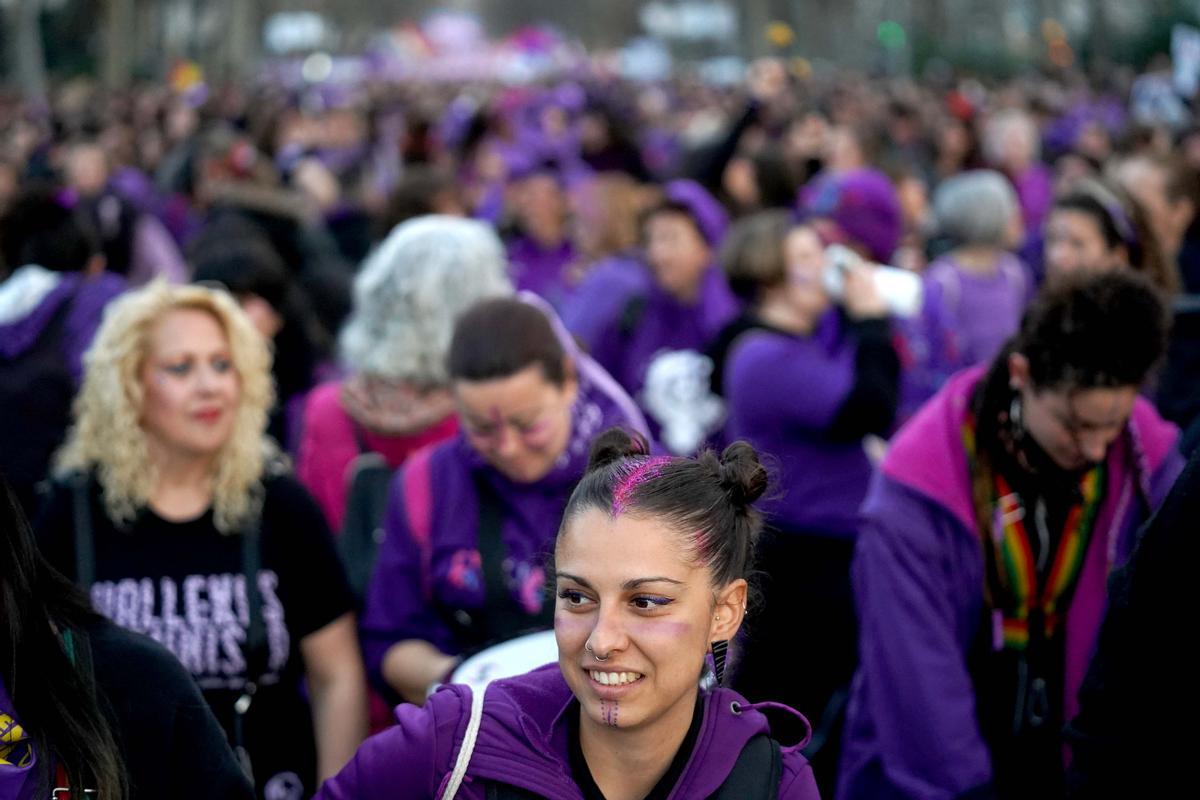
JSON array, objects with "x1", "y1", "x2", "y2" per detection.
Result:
[
  {"x1": 554, "y1": 613, "x2": 592, "y2": 632},
  {"x1": 628, "y1": 619, "x2": 691, "y2": 636},
  {"x1": 612, "y1": 457, "x2": 672, "y2": 514}
]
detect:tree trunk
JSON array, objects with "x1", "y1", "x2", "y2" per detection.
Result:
[
  {"x1": 103, "y1": 0, "x2": 137, "y2": 89},
  {"x1": 13, "y1": 0, "x2": 48, "y2": 105},
  {"x1": 218, "y1": 0, "x2": 258, "y2": 81}
]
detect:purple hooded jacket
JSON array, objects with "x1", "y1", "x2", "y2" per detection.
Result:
[
  {"x1": 360, "y1": 327, "x2": 648, "y2": 684},
  {"x1": 316, "y1": 664, "x2": 821, "y2": 799},
  {"x1": 562, "y1": 257, "x2": 740, "y2": 402},
  {"x1": 838, "y1": 367, "x2": 1181, "y2": 800},
  {"x1": 0, "y1": 266, "x2": 126, "y2": 384},
  {"x1": 506, "y1": 234, "x2": 577, "y2": 309}
]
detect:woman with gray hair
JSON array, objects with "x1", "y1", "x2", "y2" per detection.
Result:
[
  {"x1": 924, "y1": 169, "x2": 1032, "y2": 367},
  {"x1": 297, "y1": 216, "x2": 513, "y2": 533}
]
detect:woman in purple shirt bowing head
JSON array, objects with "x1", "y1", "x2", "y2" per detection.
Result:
[
  {"x1": 360, "y1": 295, "x2": 649, "y2": 708},
  {"x1": 320, "y1": 429, "x2": 821, "y2": 799}
]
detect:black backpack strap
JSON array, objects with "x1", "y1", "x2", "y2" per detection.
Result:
[
  {"x1": 70, "y1": 472, "x2": 95, "y2": 590},
  {"x1": 233, "y1": 513, "x2": 266, "y2": 783},
  {"x1": 711, "y1": 734, "x2": 782, "y2": 800},
  {"x1": 617, "y1": 294, "x2": 647, "y2": 340},
  {"x1": 241, "y1": 516, "x2": 267, "y2": 679},
  {"x1": 351, "y1": 419, "x2": 371, "y2": 455},
  {"x1": 440, "y1": 475, "x2": 556, "y2": 649}
]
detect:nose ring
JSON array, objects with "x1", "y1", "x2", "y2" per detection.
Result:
[{"x1": 585, "y1": 641, "x2": 610, "y2": 662}]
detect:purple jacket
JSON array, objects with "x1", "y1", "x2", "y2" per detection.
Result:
[
  {"x1": 838, "y1": 367, "x2": 1182, "y2": 800},
  {"x1": 723, "y1": 313, "x2": 872, "y2": 537},
  {"x1": 317, "y1": 664, "x2": 821, "y2": 799},
  {"x1": 1010, "y1": 164, "x2": 1055, "y2": 234},
  {"x1": 506, "y1": 235, "x2": 577, "y2": 309},
  {"x1": 922, "y1": 252, "x2": 1032, "y2": 370},
  {"x1": 0, "y1": 266, "x2": 126, "y2": 385},
  {"x1": 893, "y1": 276, "x2": 960, "y2": 425},
  {"x1": 562, "y1": 257, "x2": 740, "y2": 401},
  {"x1": 361, "y1": 347, "x2": 648, "y2": 684}
]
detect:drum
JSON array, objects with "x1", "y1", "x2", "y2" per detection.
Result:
[{"x1": 449, "y1": 629, "x2": 559, "y2": 690}]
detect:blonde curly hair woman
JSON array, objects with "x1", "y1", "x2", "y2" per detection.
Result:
[
  {"x1": 36, "y1": 281, "x2": 368, "y2": 798},
  {"x1": 56, "y1": 281, "x2": 275, "y2": 532}
]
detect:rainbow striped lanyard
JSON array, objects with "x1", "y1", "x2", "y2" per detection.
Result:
[{"x1": 963, "y1": 419, "x2": 1107, "y2": 651}]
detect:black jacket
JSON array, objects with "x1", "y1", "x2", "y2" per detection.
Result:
[
  {"x1": 85, "y1": 617, "x2": 255, "y2": 799},
  {"x1": 1064, "y1": 446, "x2": 1197, "y2": 797}
]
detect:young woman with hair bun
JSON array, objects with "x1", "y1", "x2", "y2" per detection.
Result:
[{"x1": 320, "y1": 428, "x2": 820, "y2": 800}]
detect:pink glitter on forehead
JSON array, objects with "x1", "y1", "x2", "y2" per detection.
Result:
[{"x1": 612, "y1": 456, "x2": 672, "y2": 515}]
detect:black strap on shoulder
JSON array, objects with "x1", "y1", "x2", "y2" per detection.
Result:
[
  {"x1": 241, "y1": 515, "x2": 268, "y2": 680},
  {"x1": 70, "y1": 472, "x2": 95, "y2": 590},
  {"x1": 351, "y1": 419, "x2": 371, "y2": 455},
  {"x1": 711, "y1": 733, "x2": 782, "y2": 800},
  {"x1": 617, "y1": 294, "x2": 647, "y2": 340},
  {"x1": 439, "y1": 475, "x2": 556, "y2": 650}
]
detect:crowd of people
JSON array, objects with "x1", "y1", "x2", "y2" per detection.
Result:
[{"x1": 2, "y1": 51, "x2": 1199, "y2": 799}]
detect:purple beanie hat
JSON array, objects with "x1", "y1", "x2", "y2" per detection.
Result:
[
  {"x1": 662, "y1": 179, "x2": 729, "y2": 248},
  {"x1": 802, "y1": 168, "x2": 902, "y2": 263}
]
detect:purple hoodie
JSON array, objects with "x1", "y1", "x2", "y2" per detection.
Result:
[
  {"x1": 506, "y1": 234, "x2": 577, "y2": 309},
  {"x1": 316, "y1": 664, "x2": 821, "y2": 799},
  {"x1": 0, "y1": 266, "x2": 126, "y2": 385},
  {"x1": 1010, "y1": 164, "x2": 1055, "y2": 235},
  {"x1": 361, "y1": 339, "x2": 648, "y2": 683},
  {"x1": 562, "y1": 257, "x2": 740, "y2": 402},
  {"x1": 838, "y1": 367, "x2": 1181, "y2": 800},
  {"x1": 923, "y1": 251, "x2": 1032, "y2": 369},
  {"x1": 723, "y1": 312, "x2": 873, "y2": 537}
]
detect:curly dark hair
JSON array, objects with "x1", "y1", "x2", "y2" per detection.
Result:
[{"x1": 1015, "y1": 270, "x2": 1169, "y2": 392}]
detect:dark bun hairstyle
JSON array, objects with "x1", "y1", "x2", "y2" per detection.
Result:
[{"x1": 564, "y1": 427, "x2": 768, "y2": 588}]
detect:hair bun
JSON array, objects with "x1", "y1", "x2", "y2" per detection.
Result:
[
  {"x1": 716, "y1": 441, "x2": 769, "y2": 508},
  {"x1": 587, "y1": 427, "x2": 651, "y2": 472}
]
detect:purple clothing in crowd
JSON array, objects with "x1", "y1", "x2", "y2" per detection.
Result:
[
  {"x1": 360, "y1": 330, "x2": 648, "y2": 684},
  {"x1": 1010, "y1": 164, "x2": 1055, "y2": 235},
  {"x1": 723, "y1": 312, "x2": 873, "y2": 538},
  {"x1": 562, "y1": 258, "x2": 740, "y2": 402},
  {"x1": 0, "y1": 675, "x2": 37, "y2": 800},
  {"x1": 923, "y1": 251, "x2": 1031, "y2": 369},
  {"x1": 316, "y1": 664, "x2": 821, "y2": 799},
  {"x1": 838, "y1": 367, "x2": 1181, "y2": 800},
  {"x1": 0, "y1": 266, "x2": 126, "y2": 385},
  {"x1": 505, "y1": 235, "x2": 577, "y2": 308},
  {"x1": 892, "y1": 278, "x2": 960, "y2": 424}
]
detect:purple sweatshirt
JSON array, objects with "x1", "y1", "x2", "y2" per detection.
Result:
[
  {"x1": 838, "y1": 367, "x2": 1181, "y2": 800},
  {"x1": 723, "y1": 313, "x2": 873, "y2": 537},
  {"x1": 893, "y1": 276, "x2": 960, "y2": 424},
  {"x1": 923, "y1": 252, "x2": 1031, "y2": 370},
  {"x1": 506, "y1": 234, "x2": 577, "y2": 309},
  {"x1": 0, "y1": 266, "x2": 126, "y2": 385},
  {"x1": 562, "y1": 257, "x2": 740, "y2": 402},
  {"x1": 316, "y1": 664, "x2": 821, "y2": 799},
  {"x1": 360, "y1": 347, "x2": 648, "y2": 683}
]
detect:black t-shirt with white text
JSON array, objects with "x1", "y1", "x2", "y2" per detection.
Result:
[{"x1": 35, "y1": 472, "x2": 354, "y2": 800}]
